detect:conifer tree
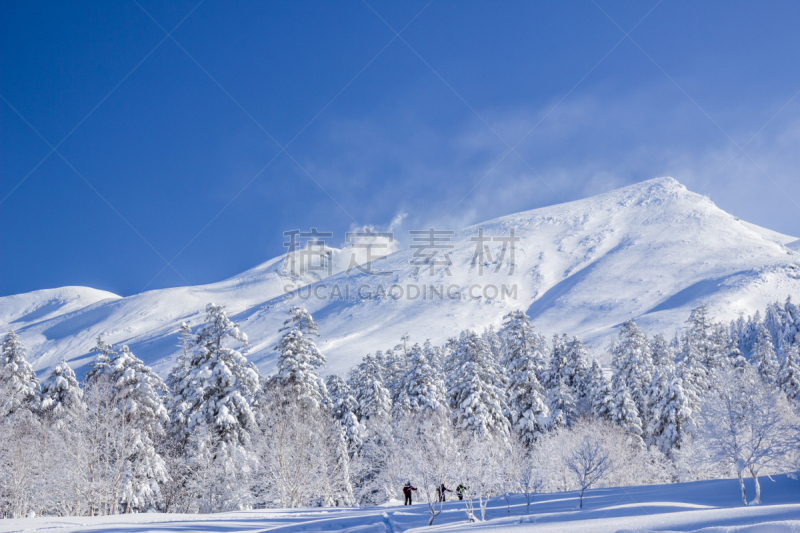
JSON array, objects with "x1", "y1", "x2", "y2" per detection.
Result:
[
  {"x1": 564, "y1": 336, "x2": 590, "y2": 398},
  {"x1": 85, "y1": 334, "x2": 116, "y2": 384},
  {"x1": 166, "y1": 322, "x2": 193, "y2": 435},
  {"x1": 395, "y1": 343, "x2": 447, "y2": 417},
  {"x1": 546, "y1": 376, "x2": 577, "y2": 430},
  {"x1": 0, "y1": 330, "x2": 40, "y2": 418},
  {"x1": 40, "y1": 359, "x2": 84, "y2": 424},
  {"x1": 544, "y1": 333, "x2": 570, "y2": 389},
  {"x1": 645, "y1": 363, "x2": 693, "y2": 455},
  {"x1": 274, "y1": 306, "x2": 329, "y2": 410},
  {"x1": 171, "y1": 303, "x2": 261, "y2": 448},
  {"x1": 751, "y1": 325, "x2": 780, "y2": 383},
  {"x1": 500, "y1": 311, "x2": 549, "y2": 445},
  {"x1": 326, "y1": 374, "x2": 365, "y2": 450},
  {"x1": 351, "y1": 354, "x2": 392, "y2": 423},
  {"x1": 650, "y1": 334, "x2": 675, "y2": 367},
  {"x1": 586, "y1": 360, "x2": 614, "y2": 421},
  {"x1": 610, "y1": 383, "x2": 644, "y2": 447},
  {"x1": 104, "y1": 345, "x2": 170, "y2": 511},
  {"x1": 448, "y1": 330, "x2": 510, "y2": 439},
  {"x1": 610, "y1": 320, "x2": 653, "y2": 422},
  {"x1": 777, "y1": 342, "x2": 800, "y2": 403}
]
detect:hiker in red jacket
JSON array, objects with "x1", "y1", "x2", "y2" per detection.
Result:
[
  {"x1": 437, "y1": 484, "x2": 452, "y2": 502},
  {"x1": 402, "y1": 481, "x2": 417, "y2": 505}
]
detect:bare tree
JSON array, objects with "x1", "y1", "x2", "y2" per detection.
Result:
[
  {"x1": 566, "y1": 434, "x2": 612, "y2": 509},
  {"x1": 396, "y1": 413, "x2": 457, "y2": 526},
  {"x1": 700, "y1": 366, "x2": 800, "y2": 505}
]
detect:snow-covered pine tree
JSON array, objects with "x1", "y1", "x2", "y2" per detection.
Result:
[
  {"x1": 609, "y1": 383, "x2": 644, "y2": 447},
  {"x1": 777, "y1": 342, "x2": 800, "y2": 403},
  {"x1": 448, "y1": 330, "x2": 510, "y2": 439},
  {"x1": 500, "y1": 311, "x2": 549, "y2": 445},
  {"x1": 166, "y1": 322, "x2": 193, "y2": 436},
  {"x1": 780, "y1": 297, "x2": 799, "y2": 348},
  {"x1": 610, "y1": 320, "x2": 653, "y2": 423},
  {"x1": 40, "y1": 359, "x2": 84, "y2": 425},
  {"x1": 326, "y1": 374, "x2": 365, "y2": 450},
  {"x1": 711, "y1": 322, "x2": 746, "y2": 369},
  {"x1": 350, "y1": 354, "x2": 392, "y2": 423},
  {"x1": 394, "y1": 343, "x2": 447, "y2": 417},
  {"x1": 564, "y1": 336, "x2": 590, "y2": 399},
  {"x1": 650, "y1": 334, "x2": 675, "y2": 367},
  {"x1": 383, "y1": 344, "x2": 409, "y2": 404},
  {"x1": 85, "y1": 334, "x2": 115, "y2": 384},
  {"x1": 763, "y1": 301, "x2": 785, "y2": 348},
  {"x1": 739, "y1": 310, "x2": 763, "y2": 357},
  {"x1": 273, "y1": 306, "x2": 329, "y2": 410},
  {"x1": 0, "y1": 330, "x2": 40, "y2": 418},
  {"x1": 422, "y1": 339, "x2": 444, "y2": 371},
  {"x1": 546, "y1": 376, "x2": 577, "y2": 430},
  {"x1": 586, "y1": 360, "x2": 613, "y2": 421},
  {"x1": 681, "y1": 304, "x2": 727, "y2": 373},
  {"x1": 544, "y1": 333, "x2": 570, "y2": 389},
  {"x1": 104, "y1": 345, "x2": 170, "y2": 512},
  {"x1": 751, "y1": 325, "x2": 780, "y2": 383},
  {"x1": 645, "y1": 363, "x2": 693, "y2": 455},
  {"x1": 175, "y1": 303, "x2": 261, "y2": 448}
]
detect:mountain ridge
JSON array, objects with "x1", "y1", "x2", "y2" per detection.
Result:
[{"x1": 2, "y1": 177, "x2": 797, "y2": 378}]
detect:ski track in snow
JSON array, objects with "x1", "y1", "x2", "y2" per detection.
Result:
[
  {"x1": 2, "y1": 177, "x2": 799, "y2": 379},
  {"x1": 2, "y1": 475, "x2": 799, "y2": 533}
]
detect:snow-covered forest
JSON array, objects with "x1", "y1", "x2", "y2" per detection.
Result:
[{"x1": 1, "y1": 299, "x2": 799, "y2": 521}]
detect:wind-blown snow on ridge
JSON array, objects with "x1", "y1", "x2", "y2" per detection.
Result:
[{"x1": 3, "y1": 177, "x2": 798, "y2": 378}]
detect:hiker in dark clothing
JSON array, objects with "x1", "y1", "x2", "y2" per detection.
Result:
[
  {"x1": 437, "y1": 484, "x2": 452, "y2": 502},
  {"x1": 402, "y1": 481, "x2": 417, "y2": 505},
  {"x1": 456, "y1": 483, "x2": 467, "y2": 500}
]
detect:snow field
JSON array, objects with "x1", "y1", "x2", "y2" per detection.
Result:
[{"x1": 1, "y1": 475, "x2": 798, "y2": 533}]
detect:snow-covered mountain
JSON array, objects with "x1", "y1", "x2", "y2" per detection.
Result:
[{"x1": 3, "y1": 177, "x2": 798, "y2": 378}]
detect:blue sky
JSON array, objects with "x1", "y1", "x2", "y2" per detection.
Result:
[{"x1": 2, "y1": 0, "x2": 799, "y2": 297}]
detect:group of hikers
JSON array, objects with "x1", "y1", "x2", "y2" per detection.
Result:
[{"x1": 402, "y1": 482, "x2": 467, "y2": 505}]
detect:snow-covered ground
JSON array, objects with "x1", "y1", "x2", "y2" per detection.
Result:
[
  {"x1": 3, "y1": 475, "x2": 799, "y2": 533},
  {"x1": 3, "y1": 177, "x2": 799, "y2": 378}
]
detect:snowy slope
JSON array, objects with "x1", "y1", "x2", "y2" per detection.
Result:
[
  {"x1": 3, "y1": 177, "x2": 799, "y2": 378},
  {"x1": 0, "y1": 287, "x2": 120, "y2": 332},
  {"x1": 2, "y1": 474, "x2": 799, "y2": 532}
]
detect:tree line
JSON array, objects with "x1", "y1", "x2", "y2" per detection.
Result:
[{"x1": 1, "y1": 298, "x2": 799, "y2": 521}]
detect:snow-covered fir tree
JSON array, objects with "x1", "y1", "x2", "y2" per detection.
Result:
[
  {"x1": 85, "y1": 334, "x2": 115, "y2": 384},
  {"x1": 564, "y1": 336, "x2": 590, "y2": 399},
  {"x1": 500, "y1": 311, "x2": 549, "y2": 445},
  {"x1": 350, "y1": 354, "x2": 393, "y2": 423},
  {"x1": 326, "y1": 374, "x2": 365, "y2": 450},
  {"x1": 40, "y1": 359, "x2": 84, "y2": 425},
  {"x1": 500, "y1": 310, "x2": 550, "y2": 380},
  {"x1": 610, "y1": 320, "x2": 653, "y2": 423},
  {"x1": 422, "y1": 339, "x2": 444, "y2": 371},
  {"x1": 273, "y1": 306, "x2": 329, "y2": 410},
  {"x1": 763, "y1": 301, "x2": 785, "y2": 348},
  {"x1": 610, "y1": 383, "x2": 644, "y2": 447},
  {"x1": 586, "y1": 360, "x2": 614, "y2": 421},
  {"x1": 394, "y1": 343, "x2": 447, "y2": 417},
  {"x1": 645, "y1": 363, "x2": 693, "y2": 455},
  {"x1": 166, "y1": 322, "x2": 193, "y2": 436},
  {"x1": 650, "y1": 334, "x2": 675, "y2": 367},
  {"x1": 0, "y1": 330, "x2": 40, "y2": 418},
  {"x1": 544, "y1": 333, "x2": 570, "y2": 389},
  {"x1": 170, "y1": 303, "x2": 261, "y2": 448},
  {"x1": 104, "y1": 345, "x2": 170, "y2": 511},
  {"x1": 448, "y1": 330, "x2": 510, "y2": 439},
  {"x1": 776, "y1": 341, "x2": 800, "y2": 403},
  {"x1": 751, "y1": 325, "x2": 780, "y2": 383},
  {"x1": 546, "y1": 376, "x2": 578, "y2": 430}
]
